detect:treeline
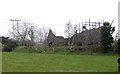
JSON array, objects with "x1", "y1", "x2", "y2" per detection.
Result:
[
  {"x1": 1, "y1": 20, "x2": 119, "y2": 53},
  {"x1": 1, "y1": 20, "x2": 52, "y2": 52}
]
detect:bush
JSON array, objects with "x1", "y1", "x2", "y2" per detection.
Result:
[{"x1": 2, "y1": 39, "x2": 18, "y2": 52}]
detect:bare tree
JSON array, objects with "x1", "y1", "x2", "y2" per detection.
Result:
[
  {"x1": 34, "y1": 27, "x2": 49, "y2": 45},
  {"x1": 65, "y1": 21, "x2": 78, "y2": 46},
  {"x1": 41, "y1": 27, "x2": 49, "y2": 52},
  {"x1": 65, "y1": 21, "x2": 73, "y2": 46},
  {"x1": 42, "y1": 27, "x2": 49, "y2": 45},
  {"x1": 28, "y1": 24, "x2": 36, "y2": 46},
  {"x1": 9, "y1": 21, "x2": 25, "y2": 41},
  {"x1": 64, "y1": 21, "x2": 78, "y2": 52},
  {"x1": 73, "y1": 24, "x2": 78, "y2": 35},
  {"x1": 9, "y1": 20, "x2": 36, "y2": 47},
  {"x1": 35, "y1": 28, "x2": 44, "y2": 44},
  {"x1": 72, "y1": 24, "x2": 78, "y2": 45}
]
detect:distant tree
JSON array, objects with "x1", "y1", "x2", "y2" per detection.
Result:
[
  {"x1": 100, "y1": 22, "x2": 115, "y2": 53},
  {"x1": 118, "y1": 39, "x2": 120, "y2": 54},
  {"x1": 35, "y1": 27, "x2": 49, "y2": 44},
  {"x1": 9, "y1": 21, "x2": 36, "y2": 47},
  {"x1": 64, "y1": 21, "x2": 78, "y2": 52},
  {"x1": 1, "y1": 36, "x2": 17, "y2": 52},
  {"x1": 64, "y1": 21, "x2": 73, "y2": 46},
  {"x1": 28, "y1": 25, "x2": 36, "y2": 46},
  {"x1": 42, "y1": 27, "x2": 49, "y2": 52},
  {"x1": 34, "y1": 27, "x2": 49, "y2": 52},
  {"x1": 43, "y1": 27, "x2": 49, "y2": 45},
  {"x1": 72, "y1": 24, "x2": 78, "y2": 45},
  {"x1": 35, "y1": 28, "x2": 44, "y2": 44}
]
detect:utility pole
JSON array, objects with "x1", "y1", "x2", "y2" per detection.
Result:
[
  {"x1": 15, "y1": 19, "x2": 21, "y2": 24},
  {"x1": 79, "y1": 23, "x2": 80, "y2": 33},
  {"x1": 82, "y1": 21, "x2": 83, "y2": 32},
  {"x1": 89, "y1": 19, "x2": 90, "y2": 30},
  {"x1": 10, "y1": 19, "x2": 21, "y2": 39},
  {"x1": 10, "y1": 19, "x2": 15, "y2": 38},
  {"x1": 15, "y1": 19, "x2": 21, "y2": 34}
]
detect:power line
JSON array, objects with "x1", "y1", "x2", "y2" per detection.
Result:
[{"x1": 0, "y1": 23, "x2": 64, "y2": 26}]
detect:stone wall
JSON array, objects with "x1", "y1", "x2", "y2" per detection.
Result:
[
  {"x1": 47, "y1": 29, "x2": 67, "y2": 46},
  {"x1": 47, "y1": 28, "x2": 101, "y2": 46},
  {"x1": 72, "y1": 28, "x2": 101, "y2": 45}
]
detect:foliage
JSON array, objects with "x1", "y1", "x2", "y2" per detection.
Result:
[
  {"x1": 1, "y1": 36, "x2": 18, "y2": 52},
  {"x1": 100, "y1": 22, "x2": 115, "y2": 53},
  {"x1": 12, "y1": 46, "x2": 30, "y2": 53},
  {"x1": 118, "y1": 39, "x2": 120, "y2": 54}
]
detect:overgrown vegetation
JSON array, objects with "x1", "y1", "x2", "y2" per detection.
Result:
[
  {"x1": 100, "y1": 22, "x2": 115, "y2": 53},
  {"x1": 1, "y1": 36, "x2": 18, "y2": 52},
  {"x1": 118, "y1": 39, "x2": 120, "y2": 54},
  {"x1": 1, "y1": 20, "x2": 118, "y2": 54}
]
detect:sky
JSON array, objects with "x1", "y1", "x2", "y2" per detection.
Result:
[{"x1": 0, "y1": 0, "x2": 119, "y2": 38}]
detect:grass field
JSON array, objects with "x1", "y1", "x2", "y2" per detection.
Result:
[
  {"x1": 2, "y1": 52, "x2": 118, "y2": 72},
  {"x1": 0, "y1": 52, "x2": 2, "y2": 73}
]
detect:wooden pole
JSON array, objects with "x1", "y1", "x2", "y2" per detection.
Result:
[
  {"x1": 89, "y1": 19, "x2": 90, "y2": 30},
  {"x1": 79, "y1": 23, "x2": 80, "y2": 33},
  {"x1": 82, "y1": 21, "x2": 83, "y2": 32}
]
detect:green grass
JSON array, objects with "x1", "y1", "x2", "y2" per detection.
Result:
[
  {"x1": 2, "y1": 52, "x2": 118, "y2": 72},
  {"x1": 12, "y1": 46, "x2": 32, "y2": 53},
  {"x1": 0, "y1": 52, "x2": 2, "y2": 73}
]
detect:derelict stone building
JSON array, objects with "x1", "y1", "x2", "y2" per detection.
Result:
[
  {"x1": 47, "y1": 29, "x2": 67, "y2": 46},
  {"x1": 47, "y1": 28, "x2": 101, "y2": 46},
  {"x1": 71, "y1": 28, "x2": 101, "y2": 45}
]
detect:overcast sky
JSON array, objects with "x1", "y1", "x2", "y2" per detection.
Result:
[{"x1": 0, "y1": 0, "x2": 119, "y2": 38}]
